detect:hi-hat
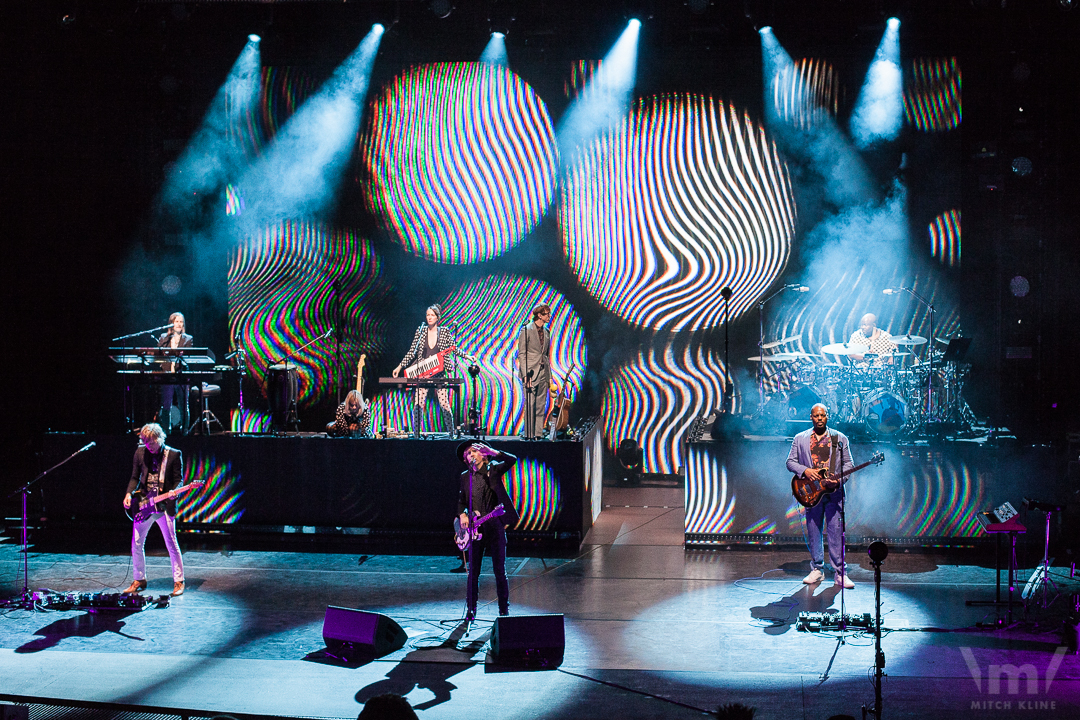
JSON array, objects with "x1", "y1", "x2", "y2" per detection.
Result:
[
  {"x1": 762, "y1": 335, "x2": 800, "y2": 350},
  {"x1": 891, "y1": 334, "x2": 927, "y2": 346},
  {"x1": 821, "y1": 342, "x2": 870, "y2": 356},
  {"x1": 748, "y1": 352, "x2": 816, "y2": 362}
]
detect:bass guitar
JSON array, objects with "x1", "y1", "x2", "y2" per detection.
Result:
[
  {"x1": 453, "y1": 504, "x2": 506, "y2": 552},
  {"x1": 791, "y1": 452, "x2": 884, "y2": 509},
  {"x1": 128, "y1": 481, "x2": 205, "y2": 523},
  {"x1": 545, "y1": 364, "x2": 575, "y2": 441}
]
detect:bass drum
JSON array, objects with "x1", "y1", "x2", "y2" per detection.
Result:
[{"x1": 861, "y1": 389, "x2": 908, "y2": 437}]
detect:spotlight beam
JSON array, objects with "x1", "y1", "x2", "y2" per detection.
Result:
[
  {"x1": 234, "y1": 25, "x2": 384, "y2": 231},
  {"x1": 556, "y1": 20, "x2": 641, "y2": 170},
  {"x1": 159, "y1": 36, "x2": 262, "y2": 224},
  {"x1": 850, "y1": 19, "x2": 903, "y2": 149}
]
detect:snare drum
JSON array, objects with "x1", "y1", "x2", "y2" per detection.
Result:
[{"x1": 861, "y1": 389, "x2": 908, "y2": 436}]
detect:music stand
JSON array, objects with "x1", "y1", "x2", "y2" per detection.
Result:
[{"x1": 940, "y1": 337, "x2": 972, "y2": 364}]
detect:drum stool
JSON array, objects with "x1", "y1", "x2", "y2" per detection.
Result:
[{"x1": 189, "y1": 382, "x2": 224, "y2": 435}]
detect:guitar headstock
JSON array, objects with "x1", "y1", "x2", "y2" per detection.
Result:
[{"x1": 871, "y1": 451, "x2": 885, "y2": 465}]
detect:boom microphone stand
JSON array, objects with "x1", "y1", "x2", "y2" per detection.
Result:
[{"x1": 2, "y1": 441, "x2": 97, "y2": 610}]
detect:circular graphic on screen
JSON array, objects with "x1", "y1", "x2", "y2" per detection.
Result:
[
  {"x1": 560, "y1": 93, "x2": 796, "y2": 331},
  {"x1": 361, "y1": 62, "x2": 559, "y2": 264}
]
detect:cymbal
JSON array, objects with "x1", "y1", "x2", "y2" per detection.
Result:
[
  {"x1": 762, "y1": 335, "x2": 800, "y2": 350},
  {"x1": 821, "y1": 342, "x2": 869, "y2": 356},
  {"x1": 747, "y1": 352, "x2": 816, "y2": 362},
  {"x1": 891, "y1": 334, "x2": 927, "y2": 346}
]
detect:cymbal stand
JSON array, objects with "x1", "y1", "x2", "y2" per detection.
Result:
[
  {"x1": 757, "y1": 284, "x2": 806, "y2": 414},
  {"x1": 2, "y1": 442, "x2": 96, "y2": 610},
  {"x1": 892, "y1": 286, "x2": 934, "y2": 429},
  {"x1": 269, "y1": 328, "x2": 333, "y2": 433}
]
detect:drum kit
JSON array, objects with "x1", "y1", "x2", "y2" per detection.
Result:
[{"x1": 754, "y1": 335, "x2": 973, "y2": 438}]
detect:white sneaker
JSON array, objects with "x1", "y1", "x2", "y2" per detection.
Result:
[
  {"x1": 835, "y1": 574, "x2": 855, "y2": 589},
  {"x1": 802, "y1": 569, "x2": 824, "y2": 584}
]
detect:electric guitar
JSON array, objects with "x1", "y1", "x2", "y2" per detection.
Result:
[
  {"x1": 356, "y1": 353, "x2": 366, "y2": 396},
  {"x1": 453, "y1": 504, "x2": 506, "y2": 552},
  {"x1": 791, "y1": 452, "x2": 885, "y2": 509},
  {"x1": 128, "y1": 481, "x2": 205, "y2": 523}
]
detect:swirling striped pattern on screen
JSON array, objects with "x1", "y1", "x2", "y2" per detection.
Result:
[
  {"x1": 896, "y1": 458, "x2": 985, "y2": 537},
  {"x1": 561, "y1": 94, "x2": 796, "y2": 331},
  {"x1": 929, "y1": 209, "x2": 961, "y2": 267},
  {"x1": 771, "y1": 58, "x2": 841, "y2": 129},
  {"x1": 506, "y1": 458, "x2": 561, "y2": 532},
  {"x1": 603, "y1": 341, "x2": 729, "y2": 475},
  {"x1": 904, "y1": 58, "x2": 961, "y2": 133},
  {"x1": 360, "y1": 62, "x2": 558, "y2": 264},
  {"x1": 230, "y1": 67, "x2": 317, "y2": 157},
  {"x1": 230, "y1": 409, "x2": 271, "y2": 434},
  {"x1": 435, "y1": 274, "x2": 587, "y2": 437},
  {"x1": 179, "y1": 454, "x2": 245, "y2": 525},
  {"x1": 684, "y1": 446, "x2": 736, "y2": 535},
  {"x1": 228, "y1": 220, "x2": 387, "y2": 407}
]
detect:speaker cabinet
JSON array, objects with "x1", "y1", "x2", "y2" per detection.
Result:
[
  {"x1": 322, "y1": 606, "x2": 407, "y2": 659},
  {"x1": 491, "y1": 613, "x2": 564, "y2": 667}
]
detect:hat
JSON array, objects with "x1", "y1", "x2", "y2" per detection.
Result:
[{"x1": 456, "y1": 440, "x2": 478, "y2": 465}]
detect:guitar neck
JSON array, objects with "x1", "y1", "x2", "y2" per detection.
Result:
[{"x1": 834, "y1": 459, "x2": 875, "y2": 481}]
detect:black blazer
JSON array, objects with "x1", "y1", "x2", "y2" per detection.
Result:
[
  {"x1": 126, "y1": 446, "x2": 184, "y2": 515},
  {"x1": 457, "y1": 452, "x2": 519, "y2": 527},
  {"x1": 157, "y1": 332, "x2": 194, "y2": 372}
]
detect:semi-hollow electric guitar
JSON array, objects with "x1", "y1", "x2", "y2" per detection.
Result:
[
  {"x1": 791, "y1": 452, "x2": 884, "y2": 509},
  {"x1": 453, "y1": 504, "x2": 506, "y2": 552},
  {"x1": 128, "y1": 481, "x2": 205, "y2": 523}
]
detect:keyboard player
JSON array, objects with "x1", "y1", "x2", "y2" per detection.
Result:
[
  {"x1": 392, "y1": 304, "x2": 456, "y2": 433},
  {"x1": 158, "y1": 312, "x2": 194, "y2": 433}
]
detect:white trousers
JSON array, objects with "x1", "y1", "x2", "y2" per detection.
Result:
[{"x1": 131, "y1": 512, "x2": 185, "y2": 582}]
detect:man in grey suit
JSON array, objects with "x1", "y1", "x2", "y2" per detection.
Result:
[{"x1": 516, "y1": 303, "x2": 552, "y2": 439}]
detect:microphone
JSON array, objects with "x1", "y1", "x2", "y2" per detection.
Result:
[
  {"x1": 882, "y1": 288, "x2": 902, "y2": 295},
  {"x1": 795, "y1": 286, "x2": 809, "y2": 293},
  {"x1": 75, "y1": 441, "x2": 97, "y2": 454}
]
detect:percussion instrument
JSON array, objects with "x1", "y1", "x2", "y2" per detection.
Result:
[
  {"x1": 861, "y1": 389, "x2": 908, "y2": 436},
  {"x1": 268, "y1": 363, "x2": 299, "y2": 420}
]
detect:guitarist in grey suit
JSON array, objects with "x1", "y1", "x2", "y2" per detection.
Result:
[
  {"x1": 122, "y1": 423, "x2": 186, "y2": 596},
  {"x1": 786, "y1": 404, "x2": 855, "y2": 589},
  {"x1": 515, "y1": 303, "x2": 553, "y2": 439},
  {"x1": 456, "y1": 442, "x2": 518, "y2": 622}
]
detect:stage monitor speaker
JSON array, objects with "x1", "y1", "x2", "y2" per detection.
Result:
[
  {"x1": 491, "y1": 613, "x2": 564, "y2": 667},
  {"x1": 322, "y1": 606, "x2": 407, "y2": 659}
]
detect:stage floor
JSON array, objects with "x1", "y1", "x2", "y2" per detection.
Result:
[{"x1": 1, "y1": 483, "x2": 1078, "y2": 720}]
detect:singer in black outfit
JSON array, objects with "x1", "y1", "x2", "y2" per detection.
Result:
[
  {"x1": 456, "y1": 441, "x2": 518, "y2": 621},
  {"x1": 158, "y1": 312, "x2": 194, "y2": 433}
]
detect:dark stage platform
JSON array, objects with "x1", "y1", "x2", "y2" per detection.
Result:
[{"x1": 37, "y1": 428, "x2": 603, "y2": 551}]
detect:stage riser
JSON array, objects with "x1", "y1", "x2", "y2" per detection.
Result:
[
  {"x1": 40, "y1": 431, "x2": 601, "y2": 548},
  {"x1": 685, "y1": 439, "x2": 1063, "y2": 543}
]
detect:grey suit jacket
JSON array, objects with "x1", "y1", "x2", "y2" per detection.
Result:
[{"x1": 516, "y1": 322, "x2": 551, "y2": 383}]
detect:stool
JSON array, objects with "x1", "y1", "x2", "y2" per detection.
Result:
[{"x1": 188, "y1": 383, "x2": 224, "y2": 435}]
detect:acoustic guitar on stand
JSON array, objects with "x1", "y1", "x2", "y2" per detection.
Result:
[{"x1": 791, "y1": 452, "x2": 884, "y2": 509}]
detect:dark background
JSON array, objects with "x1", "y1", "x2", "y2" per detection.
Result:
[{"x1": 3, "y1": 0, "x2": 1079, "y2": 490}]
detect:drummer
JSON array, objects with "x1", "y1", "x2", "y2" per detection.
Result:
[{"x1": 848, "y1": 313, "x2": 898, "y2": 366}]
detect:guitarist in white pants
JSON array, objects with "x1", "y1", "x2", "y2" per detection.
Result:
[
  {"x1": 122, "y1": 423, "x2": 186, "y2": 597},
  {"x1": 786, "y1": 404, "x2": 855, "y2": 588},
  {"x1": 456, "y1": 442, "x2": 518, "y2": 622}
]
